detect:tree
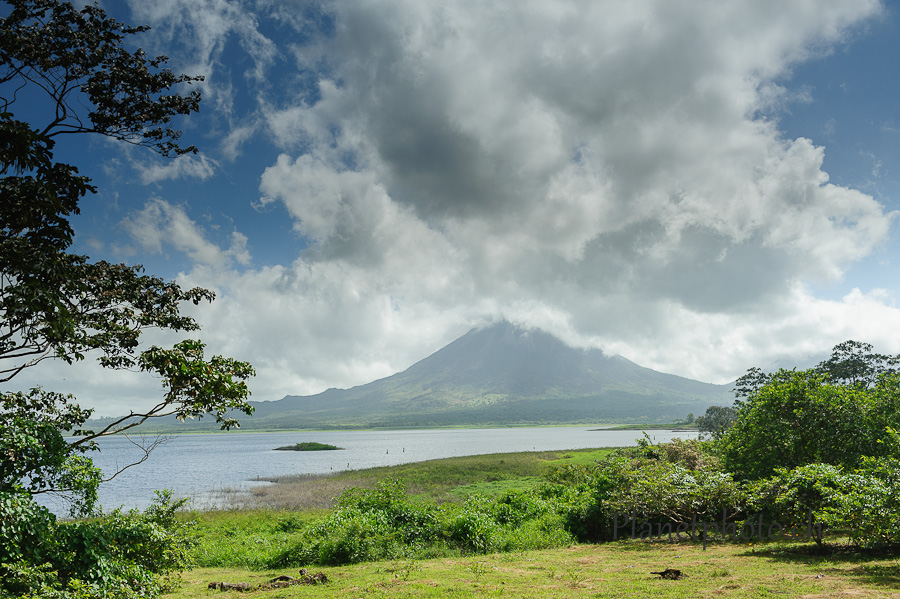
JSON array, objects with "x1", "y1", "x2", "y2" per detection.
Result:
[
  {"x1": 722, "y1": 341, "x2": 900, "y2": 480},
  {"x1": 721, "y1": 367, "x2": 898, "y2": 480},
  {"x1": 694, "y1": 405, "x2": 736, "y2": 440},
  {"x1": 733, "y1": 340, "x2": 900, "y2": 400},
  {"x1": 1, "y1": 1, "x2": 254, "y2": 596},
  {"x1": 815, "y1": 340, "x2": 899, "y2": 390}
]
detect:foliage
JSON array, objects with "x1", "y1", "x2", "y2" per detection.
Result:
[
  {"x1": 0, "y1": 388, "x2": 100, "y2": 516},
  {"x1": 816, "y1": 340, "x2": 900, "y2": 390},
  {"x1": 189, "y1": 433, "x2": 900, "y2": 574},
  {"x1": 744, "y1": 449, "x2": 900, "y2": 549},
  {"x1": 275, "y1": 442, "x2": 343, "y2": 451},
  {"x1": 720, "y1": 368, "x2": 899, "y2": 480},
  {"x1": 821, "y1": 429, "x2": 900, "y2": 549},
  {"x1": 267, "y1": 477, "x2": 579, "y2": 568},
  {"x1": 746, "y1": 463, "x2": 851, "y2": 544},
  {"x1": 733, "y1": 340, "x2": 900, "y2": 400},
  {"x1": 0, "y1": 0, "x2": 203, "y2": 155},
  {"x1": 270, "y1": 479, "x2": 441, "y2": 567},
  {"x1": 0, "y1": 0, "x2": 255, "y2": 498},
  {"x1": 543, "y1": 463, "x2": 615, "y2": 542},
  {"x1": 0, "y1": 490, "x2": 196, "y2": 598},
  {"x1": 694, "y1": 405, "x2": 737, "y2": 440},
  {"x1": 720, "y1": 340, "x2": 900, "y2": 548},
  {"x1": 0, "y1": 1, "x2": 254, "y2": 596},
  {"x1": 603, "y1": 457, "x2": 744, "y2": 527}
]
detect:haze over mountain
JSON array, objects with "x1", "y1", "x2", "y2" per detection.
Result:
[{"x1": 238, "y1": 321, "x2": 733, "y2": 429}]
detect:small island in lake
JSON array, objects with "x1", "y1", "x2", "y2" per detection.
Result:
[{"x1": 274, "y1": 442, "x2": 344, "y2": 451}]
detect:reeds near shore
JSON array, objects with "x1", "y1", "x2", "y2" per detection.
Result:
[{"x1": 244, "y1": 448, "x2": 614, "y2": 510}]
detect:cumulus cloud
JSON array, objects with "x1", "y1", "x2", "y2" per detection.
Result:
[
  {"x1": 63, "y1": 0, "x2": 900, "y2": 412},
  {"x1": 123, "y1": 198, "x2": 252, "y2": 268},
  {"x1": 235, "y1": 0, "x2": 894, "y2": 384},
  {"x1": 135, "y1": 153, "x2": 218, "y2": 184},
  {"x1": 125, "y1": 0, "x2": 280, "y2": 152}
]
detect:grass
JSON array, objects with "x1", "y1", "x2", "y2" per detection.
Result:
[
  {"x1": 176, "y1": 448, "x2": 900, "y2": 597},
  {"x1": 187, "y1": 447, "x2": 615, "y2": 568},
  {"x1": 189, "y1": 509, "x2": 327, "y2": 569},
  {"x1": 274, "y1": 442, "x2": 343, "y2": 451},
  {"x1": 170, "y1": 540, "x2": 900, "y2": 598},
  {"x1": 250, "y1": 447, "x2": 615, "y2": 509}
]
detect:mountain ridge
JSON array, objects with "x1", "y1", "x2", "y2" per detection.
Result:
[{"x1": 242, "y1": 321, "x2": 733, "y2": 428}]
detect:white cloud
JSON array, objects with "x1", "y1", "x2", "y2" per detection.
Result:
[
  {"x1": 122, "y1": 198, "x2": 252, "y2": 268},
  {"x1": 135, "y1": 153, "x2": 218, "y2": 184},
  {"x1": 57, "y1": 0, "x2": 900, "y2": 410},
  {"x1": 125, "y1": 0, "x2": 280, "y2": 154}
]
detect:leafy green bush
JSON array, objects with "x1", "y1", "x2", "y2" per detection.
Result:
[
  {"x1": 748, "y1": 463, "x2": 846, "y2": 522},
  {"x1": 444, "y1": 495, "x2": 502, "y2": 553},
  {"x1": 602, "y1": 455, "x2": 745, "y2": 529},
  {"x1": 270, "y1": 479, "x2": 443, "y2": 566},
  {"x1": 543, "y1": 463, "x2": 615, "y2": 542},
  {"x1": 268, "y1": 477, "x2": 583, "y2": 567},
  {"x1": 817, "y1": 431, "x2": 900, "y2": 548},
  {"x1": 0, "y1": 491, "x2": 195, "y2": 599},
  {"x1": 719, "y1": 342, "x2": 900, "y2": 548}
]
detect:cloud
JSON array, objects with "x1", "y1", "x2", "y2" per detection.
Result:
[
  {"x1": 243, "y1": 2, "x2": 892, "y2": 382},
  {"x1": 58, "y1": 0, "x2": 900, "y2": 411},
  {"x1": 125, "y1": 0, "x2": 280, "y2": 152},
  {"x1": 134, "y1": 153, "x2": 218, "y2": 184},
  {"x1": 122, "y1": 198, "x2": 252, "y2": 268}
]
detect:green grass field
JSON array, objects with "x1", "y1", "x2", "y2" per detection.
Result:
[
  {"x1": 250, "y1": 447, "x2": 614, "y2": 509},
  {"x1": 172, "y1": 448, "x2": 900, "y2": 598},
  {"x1": 174, "y1": 540, "x2": 900, "y2": 598}
]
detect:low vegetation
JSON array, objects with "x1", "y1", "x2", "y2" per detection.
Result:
[
  {"x1": 172, "y1": 436, "x2": 900, "y2": 597},
  {"x1": 171, "y1": 541, "x2": 900, "y2": 599},
  {"x1": 6, "y1": 341, "x2": 900, "y2": 598},
  {"x1": 274, "y1": 442, "x2": 343, "y2": 451},
  {"x1": 253, "y1": 449, "x2": 608, "y2": 509}
]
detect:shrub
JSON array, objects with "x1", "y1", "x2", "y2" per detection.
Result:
[
  {"x1": 603, "y1": 457, "x2": 745, "y2": 525},
  {"x1": 822, "y1": 431, "x2": 900, "y2": 548},
  {"x1": 270, "y1": 479, "x2": 442, "y2": 567},
  {"x1": 444, "y1": 496, "x2": 501, "y2": 554},
  {"x1": 0, "y1": 490, "x2": 195, "y2": 599}
]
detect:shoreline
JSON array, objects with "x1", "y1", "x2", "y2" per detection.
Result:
[{"x1": 73, "y1": 422, "x2": 694, "y2": 436}]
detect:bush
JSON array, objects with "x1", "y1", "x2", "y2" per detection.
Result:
[
  {"x1": 270, "y1": 479, "x2": 443, "y2": 567},
  {"x1": 721, "y1": 369, "x2": 900, "y2": 480},
  {"x1": 747, "y1": 463, "x2": 851, "y2": 544},
  {"x1": 543, "y1": 463, "x2": 615, "y2": 542},
  {"x1": 0, "y1": 490, "x2": 195, "y2": 599},
  {"x1": 444, "y1": 495, "x2": 501, "y2": 553},
  {"x1": 829, "y1": 465, "x2": 900, "y2": 548},
  {"x1": 602, "y1": 456, "x2": 745, "y2": 527},
  {"x1": 822, "y1": 431, "x2": 900, "y2": 548}
]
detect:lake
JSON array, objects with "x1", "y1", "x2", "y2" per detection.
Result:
[{"x1": 44, "y1": 427, "x2": 697, "y2": 513}]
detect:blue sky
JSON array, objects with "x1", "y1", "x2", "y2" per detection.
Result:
[{"x1": 7, "y1": 0, "x2": 900, "y2": 415}]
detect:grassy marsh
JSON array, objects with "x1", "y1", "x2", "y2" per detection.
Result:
[
  {"x1": 250, "y1": 447, "x2": 614, "y2": 509},
  {"x1": 175, "y1": 447, "x2": 900, "y2": 598}
]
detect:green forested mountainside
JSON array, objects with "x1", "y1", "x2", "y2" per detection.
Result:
[{"x1": 108, "y1": 322, "x2": 732, "y2": 431}]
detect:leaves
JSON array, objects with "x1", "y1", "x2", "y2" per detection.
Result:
[
  {"x1": 0, "y1": 3, "x2": 254, "y2": 594},
  {"x1": 0, "y1": 0, "x2": 203, "y2": 155},
  {"x1": 139, "y1": 340, "x2": 255, "y2": 430},
  {"x1": 695, "y1": 405, "x2": 737, "y2": 440}
]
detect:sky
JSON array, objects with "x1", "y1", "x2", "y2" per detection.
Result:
[{"x1": 6, "y1": 0, "x2": 900, "y2": 416}]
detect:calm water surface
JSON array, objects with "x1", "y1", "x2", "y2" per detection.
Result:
[{"x1": 46, "y1": 427, "x2": 696, "y2": 513}]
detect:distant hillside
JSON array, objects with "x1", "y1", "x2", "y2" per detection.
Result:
[
  {"x1": 102, "y1": 321, "x2": 734, "y2": 431},
  {"x1": 221, "y1": 322, "x2": 733, "y2": 429}
]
